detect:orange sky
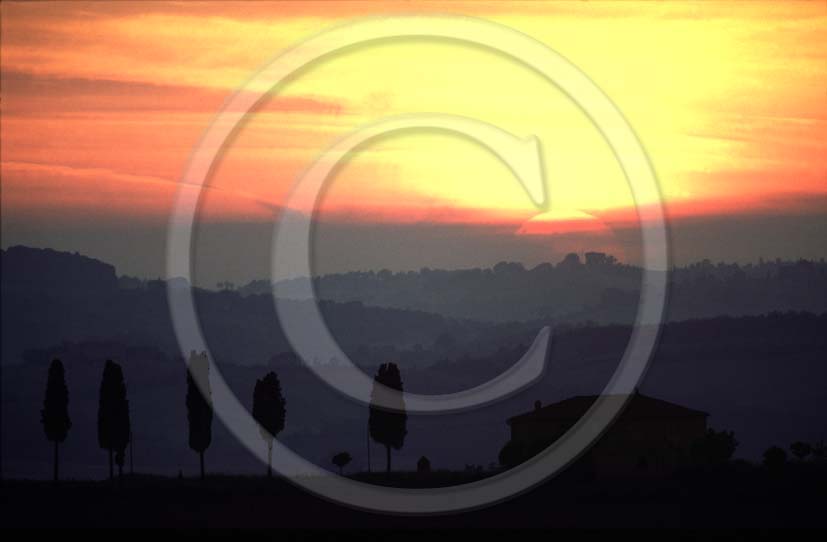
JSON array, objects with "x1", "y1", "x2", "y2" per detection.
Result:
[{"x1": 2, "y1": 1, "x2": 826, "y2": 238}]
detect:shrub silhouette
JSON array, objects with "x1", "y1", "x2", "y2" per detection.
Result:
[
  {"x1": 41, "y1": 359, "x2": 71, "y2": 483},
  {"x1": 97, "y1": 360, "x2": 130, "y2": 481},
  {"x1": 498, "y1": 437, "x2": 553, "y2": 468},
  {"x1": 186, "y1": 351, "x2": 213, "y2": 480},
  {"x1": 763, "y1": 445, "x2": 787, "y2": 471},
  {"x1": 812, "y1": 441, "x2": 826, "y2": 463},
  {"x1": 417, "y1": 456, "x2": 431, "y2": 473},
  {"x1": 252, "y1": 371, "x2": 286, "y2": 478},
  {"x1": 498, "y1": 439, "x2": 526, "y2": 468},
  {"x1": 790, "y1": 441, "x2": 812, "y2": 461},
  {"x1": 368, "y1": 363, "x2": 407, "y2": 475},
  {"x1": 331, "y1": 452, "x2": 352, "y2": 475},
  {"x1": 691, "y1": 428, "x2": 739, "y2": 466}
]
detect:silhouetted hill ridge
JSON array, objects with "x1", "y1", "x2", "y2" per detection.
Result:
[
  {"x1": 1, "y1": 245, "x2": 118, "y2": 295},
  {"x1": 2, "y1": 246, "x2": 531, "y2": 367}
]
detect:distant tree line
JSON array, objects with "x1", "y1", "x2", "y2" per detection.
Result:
[{"x1": 232, "y1": 253, "x2": 827, "y2": 324}]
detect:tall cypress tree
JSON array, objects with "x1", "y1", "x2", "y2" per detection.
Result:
[
  {"x1": 186, "y1": 351, "x2": 213, "y2": 480},
  {"x1": 97, "y1": 360, "x2": 130, "y2": 481},
  {"x1": 252, "y1": 371, "x2": 286, "y2": 478},
  {"x1": 368, "y1": 363, "x2": 407, "y2": 475},
  {"x1": 41, "y1": 359, "x2": 71, "y2": 483}
]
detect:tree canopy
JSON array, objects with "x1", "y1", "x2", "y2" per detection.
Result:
[
  {"x1": 186, "y1": 352, "x2": 213, "y2": 453},
  {"x1": 252, "y1": 372, "x2": 286, "y2": 444},
  {"x1": 332, "y1": 451, "x2": 352, "y2": 474},
  {"x1": 98, "y1": 359, "x2": 130, "y2": 479},
  {"x1": 186, "y1": 351, "x2": 213, "y2": 479},
  {"x1": 252, "y1": 371, "x2": 286, "y2": 477},
  {"x1": 369, "y1": 363, "x2": 407, "y2": 473},
  {"x1": 42, "y1": 358, "x2": 71, "y2": 482},
  {"x1": 42, "y1": 359, "x2": 71, "y2": 444}
]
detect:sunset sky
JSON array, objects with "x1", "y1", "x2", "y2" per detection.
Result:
[{"x1": 2, "y1": 1, "x2": 825, "y2": 282}]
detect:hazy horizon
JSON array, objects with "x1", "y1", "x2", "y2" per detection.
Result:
[{"x1": 4, "y1": 207, "x2": 826, "y2": 286}]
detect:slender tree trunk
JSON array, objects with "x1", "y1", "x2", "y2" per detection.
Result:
[
  {"x1": 129, "y1": 432, "x2": 134, "y2": 476},
  {"x1": 267, "y1": 443, "x2": 273, "y2": 478},
  {"x1": 108, "y1": 448, "x2": 114, "y2": 481},
  {"x1": 386, "y1": 445, "x2": 391, "y2": 477},
  {"x1": 53, "y1": 441, "x2": 59, "y2": 484},
  {"x1": 199, "y1": 451, "x2": 205, "y2": 480}
]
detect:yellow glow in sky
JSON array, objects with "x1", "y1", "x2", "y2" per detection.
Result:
[{"x1": 1, "y1": 1, "x2": 825, "y2": 230}]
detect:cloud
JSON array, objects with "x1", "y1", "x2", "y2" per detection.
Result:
[
  {"x1": 0, "y1": 161, "x2": 277, "y2": 222},
  {"x1": 0, "y1": 70, "x2": 345, "y2": 116}
]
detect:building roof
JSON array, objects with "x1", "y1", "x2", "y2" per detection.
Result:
[{"x1": 507, "y1": 393, "x2": 708, "y2": 425}]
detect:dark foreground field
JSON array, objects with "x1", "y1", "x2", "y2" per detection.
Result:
[{"x1": 2, "y1": 464, "x2": 826, "y2": 528}]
